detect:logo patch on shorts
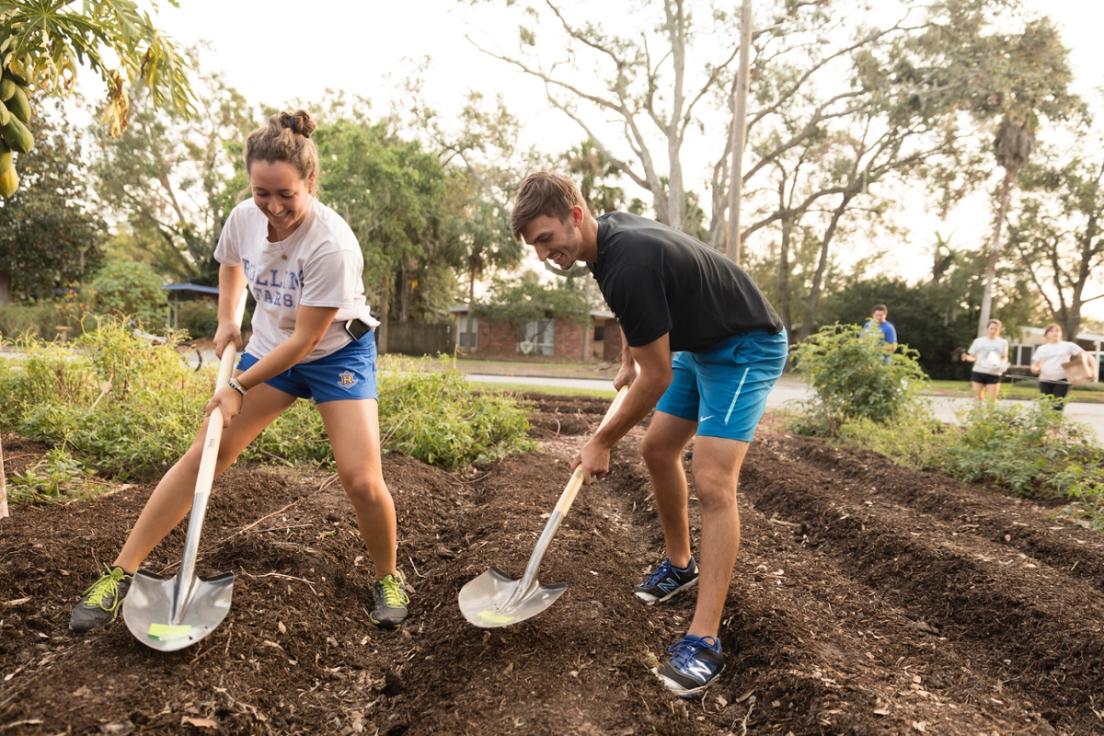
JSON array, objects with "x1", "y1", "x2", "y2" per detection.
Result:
[{"x1": 338, "y1": 371, "x2": 359, "y2": 388}]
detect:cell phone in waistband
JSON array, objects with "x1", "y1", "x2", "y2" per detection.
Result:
[{"x1": 344, "y1": 318, "x2": 373, "y2": 342}]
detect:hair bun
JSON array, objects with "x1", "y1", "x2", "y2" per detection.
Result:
[{"x1": 278, "y1": 110, "x2": 317, "y2": 139}]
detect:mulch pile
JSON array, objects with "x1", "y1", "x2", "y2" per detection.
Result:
[{"x1": 2, "y1": 395, "x2": 1103, "y2": 734}]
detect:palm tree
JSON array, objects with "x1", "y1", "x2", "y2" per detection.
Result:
[
  {"x1": 0, "y1": 1, "x2": 196, "y2": 195},
  {"x1": 0, "y1": 1, "x2": 194, "y2": 517},
  {"x1": 977, "y1": 114, "x2": 1035, "y2": 336}
]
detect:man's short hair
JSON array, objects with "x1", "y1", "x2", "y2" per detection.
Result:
[
  {"x1": 872, "y1": 304, "x2": 888, "y2": 313},
  {"x1": 511, "y1": 171, "x2": 584, "y2": 240}
]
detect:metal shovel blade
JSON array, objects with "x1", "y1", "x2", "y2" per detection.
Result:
[
  {"x1": 458, "y1": 567, "x2": 566, "y2": 628},
  {"x1": 123, "y1": 570, "x2": 234, "y2": 652},
  {"x1": 458, "y1": 386, "x2": 630, "y2": 629}
]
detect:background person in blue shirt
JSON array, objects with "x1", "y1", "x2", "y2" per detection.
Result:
[{"x1": 863, "y1": 303, "x2": 897, "y2": 354}]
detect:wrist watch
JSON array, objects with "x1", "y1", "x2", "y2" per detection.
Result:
[{"x1": 227, "y1": 377, "x2": 247, "y2": 397}]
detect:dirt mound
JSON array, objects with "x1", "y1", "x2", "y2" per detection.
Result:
[{"x1": 2, "y1": 400, "x2": 1103, "y2": 734}]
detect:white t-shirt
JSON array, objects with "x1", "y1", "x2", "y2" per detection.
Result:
[
  {"x1": 968, "y1": 336, "x2": 1009, "y2": 375},
  {"x1": 1032, "y1": 341, "x2": 1082, "y2": 382},
  {"x1": 214, "y1": 198, "x2": 379, "y2": 362}
]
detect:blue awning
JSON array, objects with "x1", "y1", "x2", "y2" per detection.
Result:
[{"x1": 164, "y1": 283, "x2": 219, "y2": 295}]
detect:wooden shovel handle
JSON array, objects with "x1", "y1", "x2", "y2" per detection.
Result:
[
  {"x1": 553, "y1": 384, "x2": 630, "y2": 516},
  {"x1": 175, "y1": 290, "x2": 249, "y2": 598}
]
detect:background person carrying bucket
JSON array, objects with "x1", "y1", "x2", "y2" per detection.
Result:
[
  {"x1": 69, "y1": 110, "x2": 410, "y2": 639},
  {"x1": 961, "y1": 318, "x2": 1010, "y2": 401},
  {"x1": 511, "y1": 172, "x2": 787, "y2": 697}
]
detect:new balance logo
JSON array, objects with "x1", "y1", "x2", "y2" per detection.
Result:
[
  {"x1": 658, "y1": 579, "x2": 680, "y2": 593},
  {"x1": 684, "y1": 659, "x2": 715, "y2": 683}
]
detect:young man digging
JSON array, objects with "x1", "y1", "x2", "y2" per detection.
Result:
[{"x1": 512, "y1": 172, "x2": 787, "y2": 697}]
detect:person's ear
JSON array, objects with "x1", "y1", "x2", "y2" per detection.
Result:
[{"x1": 571, "y1": 205, "x2": 584, "y2": 227}]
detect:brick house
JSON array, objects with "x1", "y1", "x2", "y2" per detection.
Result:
[{"x1": 450, "y1": 306, "x2": 622, "y2": 362}]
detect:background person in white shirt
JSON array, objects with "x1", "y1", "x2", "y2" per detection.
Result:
[
  {"x1": 1030, "y1": 323, "x2": 1091, "y2": 412},
  {"x1": 69, "y1": 110, "x2": 410, "y2": 634},
  {"x1": 961, "y1": 319, "x2": 1009, "y2": 401}
]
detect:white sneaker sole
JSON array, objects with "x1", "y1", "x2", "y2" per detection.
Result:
[
  {"x1": 658, "y1": 664, "x2": 725, "y2": 698},
  {"x1": 634, "y1": 577, "x2": 698, "y2": 605}
]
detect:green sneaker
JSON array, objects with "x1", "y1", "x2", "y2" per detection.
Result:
[
  {"x1": 69, "y1": 565, "x2": 132, "y2": 633},
  {"x1": 370, "y1": 572, "x2": 410, "y2": 628}
]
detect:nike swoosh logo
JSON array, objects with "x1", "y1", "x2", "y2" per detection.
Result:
[{"x1": 699, "y1": 415, "x2": 714, "y2": 422}]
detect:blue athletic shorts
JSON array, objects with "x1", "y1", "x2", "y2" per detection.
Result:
[
  {"x1": 237, "y1": 334, "x2": 378, "y2": 404},
  {"x1": 655, "y1": 329, "x2": 787, "y2": 442}
]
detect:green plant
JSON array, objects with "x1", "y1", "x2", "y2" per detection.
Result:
[
  {"x1": 89, "y1": 260, "x2": 168, "y2": 328},
  {"x1": 837, "y1": 411, "x2": 951, "y2": 469},
  {"x1": 0, "y1": 328, "x2": 534, "y2": 494},
  {"x1": 938, "y1": 401, "x2": 1104, "y2": 498},
  {"x1": 8, "y1": 447, "x2": 93, "y2": 504},
  {"x1": 791, "y1": 323, "x2": 927, "y2": 433},
  {"x1": 825, "y1": 395, "x2": 1104, "y2": 531}
]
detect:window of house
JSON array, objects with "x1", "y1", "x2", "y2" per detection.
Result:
[
  {"x1": 593, "y1": 323, "x2": 605, "y2": 342},
  {"x1": 519, "y1": 319, "x2": 555, "y2": 356},
  {"x1": 458, "y1": 314, "x2": 478, "y2": 349}
]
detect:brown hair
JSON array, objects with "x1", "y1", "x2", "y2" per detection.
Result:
[
  {"x1": 872, "y1": 304, "x2": 888, "y2": 313},
  {"x1": 987, "y1": 319, "x2": 1003, "y2": 330},
  {"x1": 1044, "y1": 323, "x2": 1062, "y2": 337},
  {"x1": 245, "y1": 110, "x2": 320, "y2": 185},
  {"x1": 511, "y1": 171, "x2": 585, "y2": 240}
]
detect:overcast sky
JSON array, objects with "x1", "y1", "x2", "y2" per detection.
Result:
[{"x1": 113, "y1": 0, "x2": 1104, "y2": 321}]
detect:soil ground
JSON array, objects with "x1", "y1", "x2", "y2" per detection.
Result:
[{"x1": 2, "y1": 395, "x2": 1104, "y2": 735}]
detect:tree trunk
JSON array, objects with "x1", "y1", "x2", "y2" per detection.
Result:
[
  {"x1": 0, "y1": 435, "x2": 8, "y2": 519},
  {"x1": 777, "y1": 210, "x2": 793, "y2": 334},
  {"x1": 0, "y1": 271, "x2": 11, "y2": 307},
  {"x1": 377, "y1": 275, "x2": 391, "y2": 354},
  {"x1": 466, "y1": 267, "x2": 478, "y2": 352},
  {"x1": 800, "y1": 193, "x2": 853, "y2": 341},
  {"x1": 978, "y1": 170, "x2": 1015, "y2": 337},
  {"x1": 398, "y1": 265, "x2": 411, "y2": 324}
]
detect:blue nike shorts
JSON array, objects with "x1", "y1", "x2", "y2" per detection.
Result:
[
  {"x1": 237, "y1": 334, "x2": 378, "y2": 404},
  {"x1": 655, "y1": 329, "x2": 788, "y2": 442}
]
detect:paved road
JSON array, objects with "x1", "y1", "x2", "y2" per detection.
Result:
[{"x1": 466, "y1": 374, "x2": 1104, "y2": 444}]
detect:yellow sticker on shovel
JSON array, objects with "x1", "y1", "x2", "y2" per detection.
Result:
[
  {"x1": 477, "y1": 610, "x2": 515, "y2": 626},
  {"x1": 148, "y1": 623, "x2": 192, "y2": 641}
]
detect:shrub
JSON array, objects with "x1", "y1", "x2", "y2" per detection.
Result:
[
  {"x1": 838, "y1": 411, "x2": 951, "y2": 469},
  {"x1": 176, "y1": 300, "x2": 220, "y2": 339},
  {"x1": 0, "y1": 293, "x2": 92, "y2": 340},
  {"x1": 937, "y1": 401, "x2": 1104, "y2": 500},
  {"x1": 790, "y1": 323, "x2": 927, "y2": 433},
  {"x1": 0, "y1": 303, "x2": 53, "y2": 340},
  {"x1": 829, "y1": 399, "x2": 1104, "y2": 531},
  {"x1": 0, "y1": 327, "x2": 533, "y2": 490},
  {"x1": 89, "y1": 261, "x2": 168, "y2": 328}
]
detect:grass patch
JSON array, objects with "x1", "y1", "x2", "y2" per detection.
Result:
[{"x1": 925, "y1": 378, "x2": 1104, "y2": 403}]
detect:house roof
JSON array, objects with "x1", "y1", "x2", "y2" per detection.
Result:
[
  {"x1": 1017, "y1": 326, "x2": 1104, "y2": 343},
  {"x1": 449, "y1": 304, "x2": 615, "y2": 320}
]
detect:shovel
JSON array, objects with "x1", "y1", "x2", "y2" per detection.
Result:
[
  {"x1": 123, "y1": 291, "x2": 248, "y2": 652},
  {"x1": 459, "y1": 384, "x2": 630, "y2": 628}
]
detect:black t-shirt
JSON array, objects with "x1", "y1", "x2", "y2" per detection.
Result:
[{"x1": 590, "y1": 212, "x2": 783, "y2": 352}]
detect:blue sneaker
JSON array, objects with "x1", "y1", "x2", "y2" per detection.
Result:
[
  {"x1": 634, "y1": 557, "x2": 698, "y2": 604},
  {"x1": 658, "y1": 634, "x2": 725, "y2": 697}
]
